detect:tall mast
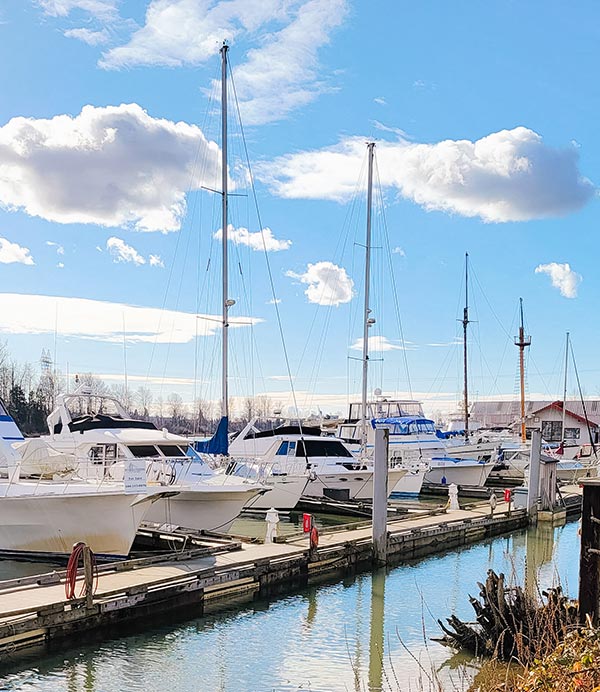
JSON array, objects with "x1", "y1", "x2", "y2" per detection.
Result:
[
  {"x1": 562, "y1": 331, "x2": 569, "y2": 442},
  {"x1": 514, "y1": 298, "x2": 531, "y2": 443},
  {"x1": 220, "y1": 42, "x2": 230, "y2": 422},
  {"x1": 360, "y1": 142, "x2": 376, "y2": 448},
  {"x1": 462, "y1": 252, "x2": 470, "y2": 441}
]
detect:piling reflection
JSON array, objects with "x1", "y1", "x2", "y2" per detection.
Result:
[
  {"x1": 368, "y1": 568, "x2": 385, "y2": 692},
  {"x1": 525, "y1": 522, "x2": 557, "y2": 595}
]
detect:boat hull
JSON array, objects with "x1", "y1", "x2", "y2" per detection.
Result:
[
  {"x1": 304, "y1": 469, "x2": 406, "y2": 501},
  {"x1": 391, "y1": 468, "x2": 426, "y2": 496},
  {"x1": 0, "y1": 489, "x2": 150, "y2": 557},
  {"x1": 424, "y1": 461, "x2": 494, "y2": 487},
  {"x1": 143, "y1": 485, "x2": 264, "y2": 533},
  {"x1": 243, "y1": 475, "x2": 309, "y2": 510}
]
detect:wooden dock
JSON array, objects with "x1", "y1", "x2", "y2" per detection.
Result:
[{"x1": 0, "y1": 500, "x2": 530, "y2": 661}]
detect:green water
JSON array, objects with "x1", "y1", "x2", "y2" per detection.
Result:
[{"x1": 0, "y1": 520, "x2": 580, "y2": 691}]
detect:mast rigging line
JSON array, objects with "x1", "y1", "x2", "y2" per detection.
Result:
[
  {"x1": 146, "y1": 60, "x2": 220, "y2": 396},
  {"x1": 373, "y1": 156, "x2": 413, "y2": 401},
  {"x1": 569, "y1": 338, "x2": 598, "y2": 458},
  {"x1": 227, "y1": 54, "x2": 304, "y2": 433}
]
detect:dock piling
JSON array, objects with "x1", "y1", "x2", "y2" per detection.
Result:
[{"x1": 372, "y1": 427, "x2": 389, "y2": 565}]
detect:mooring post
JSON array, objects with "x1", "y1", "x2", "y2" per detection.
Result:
[
  {"x1": 579, "y1": 479, "x2": 600, "y2": 624},
  {"x1": 527, "y1": 430, "x2": 542, "y2": 522},
  {"x1": 83, "y1": 544, "x2": 94, "y2": 609},
  {"x1": 372, "y1": 427, "x2": 389, "y2": 565}
]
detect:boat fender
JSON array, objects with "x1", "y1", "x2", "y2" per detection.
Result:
[{"x1": 310, "y1": 525, "x2": 319, "y2": 550}]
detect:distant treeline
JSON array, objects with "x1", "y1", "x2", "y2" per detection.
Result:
[{"x1": 0, "y1": 342, "x2": 279, "y2": 436}]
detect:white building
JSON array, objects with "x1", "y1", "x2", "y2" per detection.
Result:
[{"x1": 470, "y1": 400, "x2": 600, "y2": 444}]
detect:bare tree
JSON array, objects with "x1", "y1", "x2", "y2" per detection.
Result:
[
  {"x1": 110, "y1": 383, "x2": 133, "y2": 414},
  {"x1": 135, "y1": 386, "x2": 153, "y2": 420}
]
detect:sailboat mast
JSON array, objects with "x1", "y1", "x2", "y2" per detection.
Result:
[
  {"x1": 220, "y1": 43, "x2": 229, "y2": 422},
  {"x1": 360, "y1": 142, "x2": 375, "y2": 448},
  {"x1": 562, "y1": 331, "x2": 569, "y2": 442},
  {"x1": 462, "y1": 252, "x2": 470, "y2": 441},
  {"x1": 514, "y1": 297, "x2": 531, "y2": 443}
]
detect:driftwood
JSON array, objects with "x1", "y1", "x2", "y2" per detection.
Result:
[{"x1": 436, "y1": 569, "x2": 578, "y2": 663}]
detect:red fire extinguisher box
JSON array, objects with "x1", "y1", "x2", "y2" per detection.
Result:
[{"x1": 303, "y1": 513, "x2": 312, "y2": 533}]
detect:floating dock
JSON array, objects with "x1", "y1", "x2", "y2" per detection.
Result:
[{"x1": 0, "y1": 501, "x2": 530, "y2": 660}]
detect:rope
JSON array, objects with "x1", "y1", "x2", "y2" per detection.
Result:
[{"x1": 64, "y1": 542, "x2": 98, "y2": 600}]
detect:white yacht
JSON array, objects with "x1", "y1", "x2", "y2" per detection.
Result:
[
  {"x1": 0, "y1": 400, "x2": 165, "y2": 557},
  {"x1": 229, "y1": 422, "x2": 406, "y2": 501},
  {"x1": 38, "y1": 389, "x2": 267, "y2": 533},
  {"x1": 336, "y1": 399, "x2": 429, "y2": 496},
  {"x1": 341, "y1": 415, "x2": 494, "y2": 489}
]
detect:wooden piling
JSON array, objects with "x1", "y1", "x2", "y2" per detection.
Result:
[{"x1": 579, "y1": 479, "x2": 600, "y2": 623}]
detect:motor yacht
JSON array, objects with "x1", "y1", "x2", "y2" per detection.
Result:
[
  {"x1": 229, "y1": 421, "x2": 406, "y2": 501},
  {"x1": 37, "y1": 388, "x2": 267, "y2": 533}
]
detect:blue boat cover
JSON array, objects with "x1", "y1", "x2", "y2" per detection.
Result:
[
  {"x1": 193, "y1": 416, "x2": 229, "y2": 455},
  {"x1": 435, "y1": 429, "x2": 465, "y2": 439},
  {"x1": 371, "y1": 416, "x2": 435, "y2": 428}
]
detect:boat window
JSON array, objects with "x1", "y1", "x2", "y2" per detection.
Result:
[
  {"x1": 104, "y1": 444, "x2": 118, "y2": 461},
  {"x1": 88, "y1": 446, "x2": 104, "y2": 463},
  {"x1": 158, "y1": 444, "x2": 186, "y2": 457},
  {"x1": 0, "y1": 400, "x2": 8, "y2": 416},
  {"x1": 296, "y1": 440, "x2": 353, "y2": 458},
  {"x1": 415, "y1": 421, "x2": 435, "y2": 433},
  {"x1": 276, "y1": 442, "x2": 289, "y2": 455},
  {"x1": 128, "y1": 444, "x2": 160, "y2": 458}
]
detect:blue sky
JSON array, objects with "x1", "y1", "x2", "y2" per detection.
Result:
[{"x1": 0, "y1": 0, "x2": 597, "y2": 417}]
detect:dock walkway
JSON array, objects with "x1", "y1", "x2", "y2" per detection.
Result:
[{"x1": 0, "y1": 501, "x2": 528, "y2": 659}]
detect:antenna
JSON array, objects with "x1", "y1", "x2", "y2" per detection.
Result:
[{"x1": 514, "y1": 298, "x2": 532, "y2": 443}]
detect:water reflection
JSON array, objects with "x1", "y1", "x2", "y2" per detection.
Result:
[
  {"x1": 368, "y1": 568, "x2": 385, "y2": 692},
  {"x1": 0, "y1": 521, "x2": 581, "y2": 692}
]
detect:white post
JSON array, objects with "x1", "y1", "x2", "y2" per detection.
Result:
[
  {"x1": 373, "y1": 427, "x2": 389, "y2": 565},
  {"x1": 448, "y1": 483, "x2": 460, "y2": 511},
  {"x1": 527, "y1": 430, "x2": 542, "y2": 516},
  {"x1": 265, "y1": 508, "x2": 279, "y2": 544}
]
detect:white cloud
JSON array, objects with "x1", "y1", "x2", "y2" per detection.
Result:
[
  {"x1": 106, "y1": 237, "x2": 145, "y2": 265},
  {"x1": 373, "y1": 97, "x2": 386, "y2": 105},
  {"x1": 46, "y1": 240, "x2": 65, "y2": 255},
  {"x1": 267, "y1": 298, "x2": 282, "y2": 305},
  {"x1": 214, "y1": 225, "x2": 291, "y2": 252},
  {"x1": 149, "y1": 254, "x2": 164, "y2": 267},
  {"x1": 57, "y1": 262, "x2": 65, "y2": 269},
  {"x1": 219, "y1": 0, "x2": 348, "y2": 125},
  {"x1": 37, "y1": 0, "x2": 118, "y2": 19},
  {"x1": 95, "y1": 245, "x2": 103, "y2": 252},
  {"x1": 286, "y1": 261, "x2": 354, "y2": 306},
  {"x1": 0, "y1": 237, "x2": 34, "y2": 265},
  {"x1": 64, "y1": 27, "x2": 111, "y2": 45},
  {"x1": 98, "y1": 0, "x2": 347, "y2": 125},
  {"x1": 392, "y1": 246, "x2": 405, "y2": 256},
  {"x1": 0, "y1": 293, "x2": 260, "y2": 343},
  {"x1": 535, "y1": 262, "x2": 581, "y2": 298},
  {"x1": 260, "y1": 128, "x2": 594, "y2": 222},
  {"x1": 426, "y1": 339, "x2": 462, "y2": 347},
  {"x1": 0, "y1": 103, "x2": 222, "y2": 232},
  {"x1": 350, "y1": 336, "x2": 414, "y2": 352}
]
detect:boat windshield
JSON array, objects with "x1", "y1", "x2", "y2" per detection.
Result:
[
  {"x1": 379, "y1": 419, "x2": 436, "y2": 435},
  {"x1": 157, "y1": 444, "x2": 187, "y2": 457},
  {"x1": 127, "y1": 444, "x2": 161, "y2": 458},
  {"x1": 295, "y1": 440, "x2": 353, "y2": 458}
]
